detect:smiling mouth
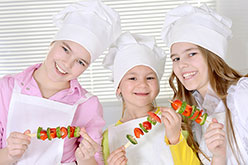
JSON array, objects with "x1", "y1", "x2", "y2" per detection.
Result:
[
  {"x1": 55, "y1": 63, "x2": 67, "y2": 74},
  {"x1": 182, "y1": 71, "x2": 196, "y2": 79},
  {"x1": 134, "y1": 92, "x2": 149, "y2": 96}
]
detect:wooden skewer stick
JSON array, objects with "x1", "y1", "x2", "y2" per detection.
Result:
[
  {"x1": 168, "y1": 100, "x2": 211, "y2": 124},
  {"x1": 124, "y1": 141, "x2": 132, "y2": 149},
  {"x1": 27, "y1": 133, "x2": 36, "y2": 137}
]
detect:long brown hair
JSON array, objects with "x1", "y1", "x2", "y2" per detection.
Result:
[{"x1": 169, "y1": 45, "x2": 248, "y2": 163}]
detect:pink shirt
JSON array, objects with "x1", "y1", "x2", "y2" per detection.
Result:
[{"x1": 0, "y1": 64, "x2": 105, "y2": 164}]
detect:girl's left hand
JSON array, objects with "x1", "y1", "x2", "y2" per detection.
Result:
[
  {"x1": 160, "y1": 106, "x2": 182, "y2": 144},
  {"x1": 75, "y1": 128, "x2": 100, "y2": 161},
  {"x1": 204, "y1": 118, "x2": 226, "y2": 161}
]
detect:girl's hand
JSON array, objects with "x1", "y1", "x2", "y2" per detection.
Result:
[
  {"x1": 204, "y1": 118, "x2": 226, "y2": 163},
  {"x1": 107, "y1": 146, "x2": 127, "y2": 165},
  {"x1": 160, "y1": 107, "x2": 182, "y2": 144},
  {"x1": 6, "y1": 130, "x2": 31, "y2": 162},
  {"x1": 75, "y1": 128, "x2": 100, "y2": 161}
]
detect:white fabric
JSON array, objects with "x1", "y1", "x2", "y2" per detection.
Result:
[
  {"x1": 192, "y1": 77, "x2": 248, "y2": 165},
  {"x1": 6, "y1": 81, "x2": 93, "y2": 165},
  {"x1": 103, "y1": 32, "x2": 166, "y2": 92},
  {"x1": 108, "y1": 116, "x2": 174, "y2": 165},
  {"x1": 53, "y1": 0, "x2": 121, "y2": 62},
  {"x1": 161, "y1": 3, "x2": 232, "y2": 58}
]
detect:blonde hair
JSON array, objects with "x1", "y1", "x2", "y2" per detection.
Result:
[{"x1": 169, "y1": 45, "x2": 248, "y2": 163}]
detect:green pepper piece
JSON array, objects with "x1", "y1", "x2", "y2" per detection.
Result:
[
  {"x1": 177, "y1": 101, "x2": 186, "y2": 114},
  {"x1": 56, "y1": 127, "x2": 61, "y2": 138},
  {"x1": 200, "y1": 113, "x2": 208, "y2": 125},
  {"x1": 74, "y1": 127, "x2": 80, "y2": 137},
  {"x1": 147, "y1": 116, "x2": 157, "y2": 125},
  {"x1": 188, "y1": 105, "x2": 196, "y2": 118},
  {"x1": 47, "y1": 128, "x2": 51, "y2": 140},
  {"x1": 139, "y1": 123, "x2": 148, "y2": 133},
  {"x1": 192, "y1": 110, "x2": 201, "y2": 121},
  {"x1": 37, "y1": 127, "x2": 42, "y2": 139},
  {"x1": 67, "y1": 126, "x2": 71, "y2": 139},
  {"x1": 126, "y1": 134, "x2": 138, "y2": 145}
]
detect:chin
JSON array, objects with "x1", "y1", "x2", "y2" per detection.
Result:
[{"x1": 183, "y1": 84, "x2": 197, "y2": 91}]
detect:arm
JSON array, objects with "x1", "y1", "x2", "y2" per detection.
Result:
[
  {"x1": 102, "y1": 129, "x2": 127, "y2": 165},
  {"x1": 75, "y1": 96, "x2": 105, "y2": 165},
  {"x1": 230, "y1": 78, "x2": 248, "y2": 131},
  {"x1": 75, "y1": 128, "x2": 100, "y2": 165},
  {"x1": 165, "y1": 131, "x2": 201, "y2": 165},
  {"x1": 0, "y1": 130, "x2": 31, "y2": 165},
  {"x1": 102, "y1": 129, "x2": 110, "y2": 164},
  {"x1": 161, "y1": 107, "x2": 200, "y2": 165},
  {"x1": 204, "y1": 118, "x2": 226, "y2": 165},
  {"x1": 0, "y1": 76, "x2": 26, "y2": 164}
]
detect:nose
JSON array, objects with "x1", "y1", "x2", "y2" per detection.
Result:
[
  {"x1": 63, "y1": 56, "x2": 74, "y2": 69},
  {"x1": 138, "y1": 78, "x2": 148, "y2": 88},
  {"x1": 178, "y1": 59, "x2": 189, "y2": 69}
]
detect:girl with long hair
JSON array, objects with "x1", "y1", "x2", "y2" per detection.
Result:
[{"x1": 161, "y1": 3, "x2": 248, "y2": 165}]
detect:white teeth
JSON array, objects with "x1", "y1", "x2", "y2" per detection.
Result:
[
  {"x1": 56, "y1": 63, "x2": 67, "y2": 74},
  {"x1": 183, "y1": 72, "x2": 196, "y2": 78}
]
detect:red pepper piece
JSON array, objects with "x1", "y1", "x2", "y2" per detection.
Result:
[
  {"x1": 171, "y1": 100, "x2": 182, "y2": 110},
  {"x1": 143, "y1": 121, "x2": 152, "y2": 130},
  {"x1": 40, "y1": 130, "x2": 47, "y2": 141},
  {"x1": 147, "y1": 112, "x2": 161, "y2": 123},
  {"x1": 60, "y1": 127, "x2": 68, "y2": 139},
  {"x1": 70, "y1": 126, "x2": 75, "y2": 138},
  {"x1": 134, "y1": 128, "x2": 144, "y2": 138},
  {"x1": 50, "y1": 128, "x2": 57, "y2": 139},
  {"x1": 195, "y1": 110, "x2": 204, "y2": 123},
  {"x1": 182, "y1": 104, "x2": 192, "y2": 117}
]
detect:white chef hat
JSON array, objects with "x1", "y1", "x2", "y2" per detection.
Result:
[
  {"x1": 103, "y1": 32, "x2": 166, "y2": 93},
  {"x1": 161, "y1": 3, "x2": 232, "y2": 58},
  {"x1": 53, "y1": 0, "x2": 121, "y2": 62}
]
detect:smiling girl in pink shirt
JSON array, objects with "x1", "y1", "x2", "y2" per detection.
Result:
[{"x1": 0, "y1": 0, "x2": 121, "y2": 164}]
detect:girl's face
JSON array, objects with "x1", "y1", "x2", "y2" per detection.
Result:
[
  {"x1": 44, "y1": 40, "x2": 91, "y2": 82},
  {"x1": 117, "y1": 65, "x2": 159, "y2": 108},
  {"x1": 171, "y1": 42, "x2": 209, "y2": 96}
]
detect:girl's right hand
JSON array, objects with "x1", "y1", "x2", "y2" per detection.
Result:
[
  {"x1": 204, "y1": 118, "x2": 226, "y2": 162},
  {"x1": 160, "y1": 107, "x2": 182, "y2": 144},
  {"x1": 107, "y1": 146, "x2": 127, "y2": 165},
  {"x1": 6, "y1": 130, "x2": 31, "y2": 162}
]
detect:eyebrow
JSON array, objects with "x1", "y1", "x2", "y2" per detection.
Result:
[
  {"x1": 170, "y1": 47, "x2": 199, "y2": 58},
  {"x1": 62, "y1": 41, "x2": 90, "y2": 66}
]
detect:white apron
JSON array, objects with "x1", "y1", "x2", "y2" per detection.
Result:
[
  {"x1": 198, "y1": 102, "x2": 248, "y2": 165},
  {"x1": 108, "y1": 116, "x2": 174, "y2": 165},
  {"x1": 6, "y1": 81, "x2": 93, "y2": 165}
]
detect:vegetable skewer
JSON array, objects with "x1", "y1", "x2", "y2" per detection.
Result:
[
  {"x1": 27, "y1": 126, "x2": 80, "y2": 140},
  {"x1": 124, "y1": 100, "x2": 211, "y2": 148},
  {"x1": 169, "y1": 100, "x2": 210, "y2": 125},
  {"x1": 125, "y1": 108, "x2": 161, "y2": 148}
]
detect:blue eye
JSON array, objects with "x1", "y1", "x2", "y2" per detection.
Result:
[
  {"x1": 78, "y1": 60, "x2": 85, "y2": 66},
  {"x1": 189, "y1": 53, "x2": 197, "y2": 56}
]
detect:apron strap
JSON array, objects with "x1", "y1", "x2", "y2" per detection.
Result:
[{"x1": 75, "y1": 92, "x2": 94, "y2": 105}]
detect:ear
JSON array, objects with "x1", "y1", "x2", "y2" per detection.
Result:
[{"x1": 116, "y1": 86, "x2": 121, "y2": 96}]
